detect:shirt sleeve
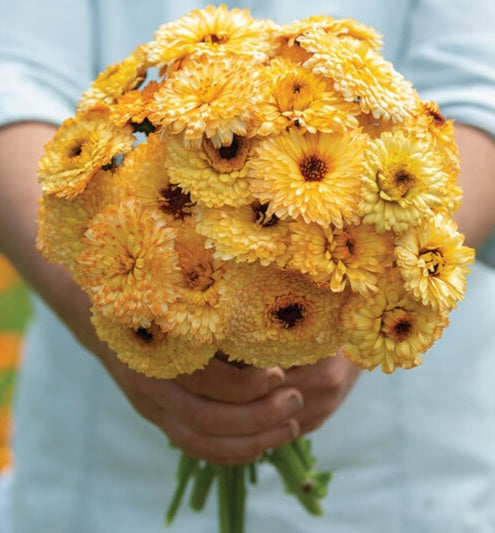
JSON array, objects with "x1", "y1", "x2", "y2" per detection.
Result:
[
  {"x1": 398, "y1": 0, "x2": 495, "y2": 138},
  {"x1": 0, "y1": 0, "x2": 94, "y2": 128}
]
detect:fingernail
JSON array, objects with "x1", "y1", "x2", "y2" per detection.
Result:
[
  {"x1": 286, "y1": 393, "x2": 304, "y2": 415},
  {"x1": 284, "y1": 419, "x2": 300, "y2": 440},
  {"x1": 268, "y1": 370, "x2": 285, "y2": 391}
]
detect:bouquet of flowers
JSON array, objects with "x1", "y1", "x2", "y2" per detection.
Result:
[{"x1": 36, "y1": 5, "x2": 475, "y2": 532}]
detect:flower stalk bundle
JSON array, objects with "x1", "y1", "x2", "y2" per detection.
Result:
[{"x1": 36, "y1": 5, "x2": 474, "y2": 532}]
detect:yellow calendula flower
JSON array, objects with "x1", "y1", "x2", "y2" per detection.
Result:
[
  {"x1": 289, "y1": 220, "x2": 394, "y2": 294},
  {"x1": 195, "y1": 201, "x2": 292, "y2": 267},
  {"x1": 156, "y1": 223, "x2": 231, "y2": 344},
  {"x1": 395, "y1": 215, "x2": 475, "y2": 311},
  {"x1": 405, "y1": 102, "x2": 462, "y2": 214},
  {"x1": 117, "y1": 132, "x2": 196, "y2": 223},
  {"x1": 359, "y1": 130, "x2": 449, "y2": 233},
  {"x1": 258, "y1": 57, "x2": 358, "y2": 135},
  {"x1": 248, "y1": 129, "x2": 366, "y2": 227},
  {"x1": 91, "y1": 312, "x2": 215, "y2": 379},
  {"x1": 77, "y1": 200, "x2": 180, "y2": 328},
  {"x1": 78, "y1": 44, "x2": 151, "y2": 112},
  {"x1": 38, "y1": 107, "x2": 135, "y2": 199},
  {"x1": 219, "y1": 263, "x2": 344, "y2": 368},
  {"x1": 302, "y1": 30, "x2": 417, "y2": 122},
  {"x1": 149, "y1": 53, "x2": 265, "y2": 149},
  {"x1": 164, "y1": 132, "x2": 253, "y2": 208},
  {"x1": 109, "y1": 80, "x2": 160, "y2": 129},
  {"x1": 37, "y1": 170, "x2": 118, "y2": 274},
  {"x1": 341, "y1": 270, "x2": 449, "y2": 373},
  {"x1": 276, "y1": 15, "x2": 382, "y2": 64},
  {"x1": 148, "y1": 4, "x2": 276, "y2": 67}
]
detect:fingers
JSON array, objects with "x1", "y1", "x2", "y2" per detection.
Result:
[
  {"x1": 154, "y1": 380, "x2": 304, "y2": 437},
  {"x1": 153, "y1": 409, "x2": 300, "y2": 465},
  {"x1": 176, "y1": 356, "x2": 285, "y2": 403},
  {"x1": 283, "y1": 351, "x2": 361, "y2": 436}
]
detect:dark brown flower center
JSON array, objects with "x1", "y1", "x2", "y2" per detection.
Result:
[
  {"x1": 159, "y1": 184, "x2": 195, "y2": 219},
  {"x1": 67, "y1": 139, "x2": 84, "y2": 158},
  {"x1": 184, "y1": 261, "x2": 215, "y2": 292},
  {"x1": 251, "y1": 201, "x2": 279, "y2": 228},
  {"x1": 292, "y1": 83, "x2": 302, "y2": 94},
  {"x1": 382, "y1": 308, "x2": 414, "y2": 342},
  {"x1": 202, "y1": 33, "x2": 228, "y2": 44},
  {"x1": 135, "y1": 327, "x2": 153, "y2": 343},
  {"x1": 273, "y1": 303, "x2": 305, "y2": 328},
  {"x1": 300, "y1": 155, "x2": 328, "y2": 182},
  {"x1": 202, "y1": 135, "x2": 249, "y2": 173}
]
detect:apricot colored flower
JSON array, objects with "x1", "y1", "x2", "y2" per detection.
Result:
[
  {"x1": 302, "y1": 30, "x2": 416, "y2": 122},
  {"x1": 78, "y1": 44, "x2": 151, "y2": 112},
  {"x1": 148, "y1": 4, "x2": 276, "y2": 66},
  {"x1": 219, "y1": 263, "x2": 343, "y2": 368},
  {"x1": 91, "y1": 312, "x2": 215, "y2": 379},
  {"x1": 38, "y1": 107, "x2": 134, "y2": 199},
  {"x1": 149, "y1": 53, "x2": 265, "y2": 149},
  {"x1": 289, "y1": 220, "x2": 394, "y2": 294},
  {"x1": 156, "y1": 222, "x2": 231, "y2": 343},
  {"x1": 37, "y1": 170, "x2": 117, "y2": 274},
  {"x1": 249, "y1": 129, "x2": 365, "y2": 227},
  {"x1": 258, "y1": 57, "x2": 358, "y2": 135},
  {"x1": 275, "y1": 15, "x2": 382, "y2": 64},
  {"x1": 117, "y1": 132, "x2": 196, "y2": 223},
  {"x1": 341, "y1": 271, "x2": 449, "y2": 373},
  {"x1": 195, "y1": 202, "x2": 292, "y2": 267},
  {"x1": 359, "y1": 130, "x2": 448, "y2": 233},
  {"x1": 77, "y1": 200, "x2": 180, "y2": 328},
  {"x1": 109, "y1": 80, "x2": 160, "y2": 129},
  {"x1": 395, "y1": 215, "x2": 475, "y2": 311},
  {"x1": 164, "y1": 133, "x2": 253, "y2": 208}
]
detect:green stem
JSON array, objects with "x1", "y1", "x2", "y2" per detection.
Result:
[
  {"x1": 232, "y1": 465, "x2": 246, "y2": 533},
  {"x1": 217, "y1": 466, "x2": 232, "y2": 533},
  {"x1": 165, "y1": 454, "x2": 199, "y2": 525},
  {"x1": 190, "y1": 462, "x2": 217, "y2": 511},
  {"x1": 267, "y1": 440, "x2": 330, "y2": 516}
]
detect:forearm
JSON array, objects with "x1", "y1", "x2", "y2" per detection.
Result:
[{"x1": 453, "y1": 124, "x2": 495, "y2": 249}]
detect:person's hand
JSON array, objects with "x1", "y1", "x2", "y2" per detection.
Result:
[
  {"x1": 102, "y1": 352, "x2": 303, "y2": 465},
  {"x1": 284, "y1": 350, "x2": 361, "y2": 435}
]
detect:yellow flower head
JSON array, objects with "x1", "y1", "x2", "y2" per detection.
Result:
[
  {"x1": 360, "y1": 130, "x2": 449, "y2": 233},
  {"x1": 219, "y1": 263, "x2": 344, "y2": 368},
  {"x1": 91, "y1": 312, "x2": 215, "y2": 379},
  {"x1": 38, "y1": 107, "x2": 135, "y2": 199},
  {"x1": 405, "y1": 101, "x2": 462, "y2": 214},
  {"x1": 395, "y1": 215, "x2": 475, "y2": 311},
  {"x1": 156, "y1": 222, "x2": 231, "y2": 344},
  {"x1": 289, "y1": 220, "x2": 394, "y2": 294},
  {"x1": 258, "y1": 57, "x2": 359, "y2": 135},
  {"x1": 148, "y1": 4, "x2": 276, "y2": 67},
  {"x1": 302, "y1": 30, "x2": 417, "y2": 122},
  {"x1": 195, "y1": 201, "x2": 292, "y2": 267},
  {"x1": 78, "y1": 44, "x2": 151, "y2": 112},
  {"x1": 149, "y1": 53, "x2": 266, "y2": 149},
  {"x1": 341, "y1": 270, "x2": 449, "y2": 373},
  {"x1": 109, "y1": 80, "x2": 160, "y2": 129},
  {"x1": 248, "y1": 129, "x2": 366, "y2": 227},
  {"x1": 37, "y1": 170, "x2": 118, "y2": 274},
  {"x1": 77, "y1": 200, "x2": 180, "y2": 328},
  {"x1": 164, "y1": 132, "x2": 253, "y2": 208},
  {"x1": 276, "y1": 15, "x2": 382, "y2": 63},
  {"x1": 117, "y1": 132, "x2": 196, "y2": 223}
]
